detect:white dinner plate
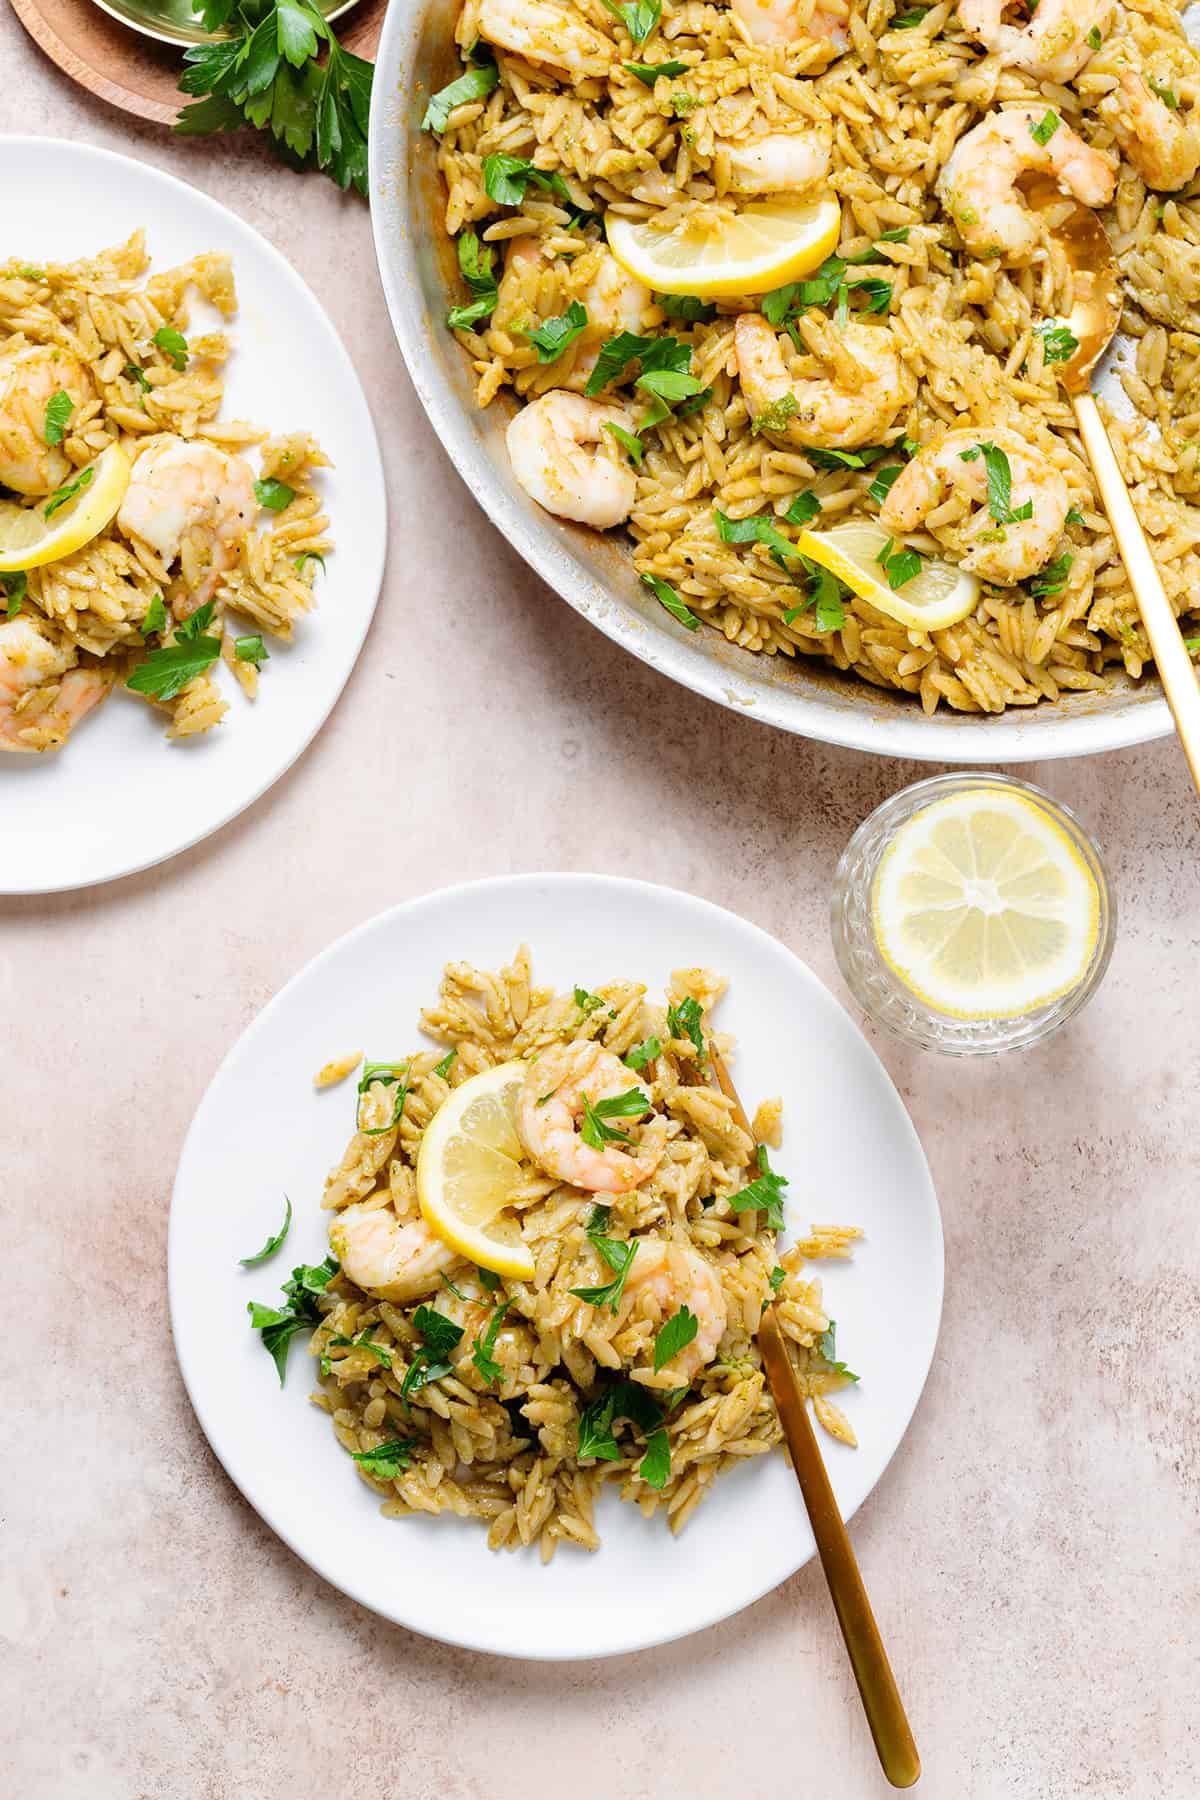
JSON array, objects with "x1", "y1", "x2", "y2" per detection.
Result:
[
  {"x1": 0, "y1": 138, "x2": 386, "y2": 893},
  {"x1": 169, "y1": 874, "x2": 943, "y2": 1659}
]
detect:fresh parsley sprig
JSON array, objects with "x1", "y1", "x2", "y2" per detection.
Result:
[
  {"x1": 176, "y1": 0, "x2": 372, "y2": 197},
  {"x1": 727, "y1": 1145, "x2": 788, "y2": 1230},
  {"x1": 247, "y1": 1253, "x2": 339, "y2": 1383},
  {"x1": 126, "y1": 599, "x2": 222, "y2": 702}
]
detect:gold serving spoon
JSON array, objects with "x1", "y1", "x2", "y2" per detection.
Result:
[
  {"x1": 704, "y1": 1040, "x2": 921, "y2": 1789},
  {"x1": 1026, "y1": 175, "x2": 1200, "y2": 793}
]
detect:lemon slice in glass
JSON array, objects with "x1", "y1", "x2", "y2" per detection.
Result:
[
  {"x1": 606, "y1": 194, "x2": 842, "y2": 298},
  {"x1": 416, "y1": 1060, "x2": 535, "y2": 1280},
  {"x1": 0, "y1": 444, "x2": 131, "y2": 573},
  {"x1": 795, "y1": 520, "x2": 978, "y2": 632},
  {"x1": 872, "y1": 788, "x2": 1101, "y2": 1019}
]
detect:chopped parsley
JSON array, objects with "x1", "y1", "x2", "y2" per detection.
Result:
[
  {"x1": 43, "y1": 390, "x2": 74, "y2": 447},
  {"x1": 1065, "y1": 505, "x2": 1085, "y2": 526},
  {"x1": 641, "y1": 570, "x2": 700, "y2": 628},
  {"x1": 784, "y1": 490, "x2": 821, "y2": 527},
  {"x1": 653, "y1": 1306, "x2": 698, "y2": 1372},
  {"x1": 1086, "y1": 24, "x2": 1102, "y2": 48},
  {"x1": 600, "y1": 0, "x2": 660, "y2": 44},
  {"x1": 605, "y1": 421, "x2": 645, "y2": 464},
  {"x1": 399, "y1": 1303, "x2": 464, "y2": 1404},
  {"x1": 16, "y1": 265, "x2": 44, "y2": 280},
  {"x1": 625, "y1": 57, "x2": 688, "y2": 83},
  {"x1": 727, "y1": 1145, "x2": 788, "y2": 1231},
  {"x1": 254, "y1": 477, "x2": 295, "y2": 512},
  {"x1": 666, "y1": 994, "x2": 706, "y2": 1062},
  {"x1": 571, "y1": 1216, "x2": 640, "y2": 1312},
  {"x1": 762, "y1": 256, "x2": 892, "y2": 340},
  {"x1": 322, "y1": 1329, "x2": 393, "y2": 1372},
  {"x1": 1029, "y1": 109, "x2": 1061, "y2": 147},
  {"x1": 654, "y1": 291, "x2": 716, "y2": 322},
  {"x1": 152, "y1": 325, "x2": 189, "y2": 371},
  {"x1": 43, "y1": 464, "x2": 93, "y2": 520},
  {"x1": 818, "y1": 1318, "x2": 860, "y2": 1383},
  {"x1": 841, "y1": 227, "x2": 911, "y2": 263},
  {"x1": 867, "y1": 463, "x2": 904, "y2": 505},
  {"x1": 123, "y1": 363, "x2": 151, "y2": 393},
  {"x1": 890, "y1": 6, "x2": 930, "y2": 22},
  {"x1": 141, "y1": 592, "x2": 166, "y2": 636},
  {"x1": 580, "y1": 1087, "x2": 650, "y2": 1149},
  {"x1": 234, "y1": 634, "x2": 269, "y2": 667},
  {"x1": 238, "y1": 1195, "x2": 292, "y2": 1266},
  {"x1": 2, "y1": 571, "x2": 27, "y2": 619},
  {"x1": 962, "y1": 443, "x2": 1033, "y2": 524},
  {"x1": 126, "y1": 598, "x2": 221, "y2": 701},
  {"x1": 482, "y1": 153, "x2": 571, "y2": 208},
  {"x1": 638, "y1": 1427, "x2": 671, "y2": 1488},
  {"x1": 247, "y1": 1254, "x2": 339, "y2": 1384},
  {"x1": 1029, "y1": 551, "x2": 1074, "y2": 597},
  {"x1": 875, "y1": 536, "x2": 924, "y2": 590},
  {"x1": 1035, "y1": 320, "x2": 1079, "y2": 364},
  {"x1": 784, "y1": 559, "x2": 846, "y2": 633},
  {"x1": 351, "y1": 1438, "x2": 414, "y2": 1477},
  {"x1": 624, "y1": 1034, "x2": 662, "y2": 1069},
  {"x1": 768, "y1": 1265, "x2": 787, "y2": 1293},
  {"x1": 585, "y1": 329, "x2": 688, "y2": 396},
  {"x1": 521, "y1": 300, "x2": 589, "y2": 364},
  {"x1": 1148, "y1": 79, "x2": 1179, "y2": 109},
  {"x1": 472, "y1": 1298, "x2": 512, "y2": 1387},
  {"x1": 575, "y1": 984, "x2": 606, "y2": 1015},
  {"x1": 805, "y1": 443, "x2": 892, "y2": 469},
  {"x1": 355, "y1": 1059, "x2": 410, "y2": 1134},
  {"x1": 433, "y1": 1048, "x2": 457, "y2": 1080},
  {"x1": 714, "y1": 505, "x2": 797, "y2": 568},
  {"x1": 669, "y1": 92, "x2": 702, "y2": 115},
  {"x1": 447, "y1": 229, "x2": 499, "y2": 332},
  {"x1": 477, "y1": 1266, "x2": 501, "y2": 1291},
  {"x1": 421, "y1": 59, "x2": 499, "y2": 133},
  {"x1": 576, "y1": 1379, "x2": 673, "y2": 1485}
]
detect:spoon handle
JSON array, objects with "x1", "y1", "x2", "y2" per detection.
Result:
[
  {"x1": 758, "y1": 1308, "x2": 922, "y2": 1790},
  {"x1": 1073, "y1": 390, "x2": 1200, "y2": 796}
]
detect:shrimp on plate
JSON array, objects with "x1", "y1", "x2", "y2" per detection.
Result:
[
  {"x1": 329, "y1": 1203, "x2": 464, "y2": 1303},
  {"x1": 937, "y1": 107, "x2": 1116, "y2": 262},
  {"x1": 732, "y1": 0, "x2": 849, "y2": 52},
  {"x1": 0, "y1": 614, "x2": 110, "y2": 753},
  {"x1": 879, "y1": 425, "x2": 1070, "y2": 584},
  {"x1": 718, "y1": 130, "x2": 832, "y2": 195},
  {"x1": 506, "y1": 391, "x2": 639, "y2": 528},
  {"x1": 0, "y1": 345, "x2": 96, "y2": 497},
  {"x1": 1103, "y1": 66, "x2": 1200, "y2": 191},
  {"x1": 957, "y1": 0, "x2": 1112, "y2": 83},
  {"x1": 622, "y1": 1237, "x2": 728, "y2": 1383},
  {"x1": 476, "y1": 0, "x2": 614, "y2": 77},
  {"x1": 116, "y1": 436, "x2": 257, "y2": 617},
  {"x1": 733, "y1": 312, "x2": 913, "y2": 449},
  {"x1": 517, "y1": 1041, "x2": 669, "y2": 1193}
]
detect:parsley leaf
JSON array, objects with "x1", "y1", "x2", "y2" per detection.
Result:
[
  {"x1": 248, "y1": 1254, "x2": 338, "y2": 1384},
  {"x1": 1085, "y1": 23, "x2": 1102, "y2": 47},
  {"x1": 422, "y1": 59, "x2": 499, "y2": 133},
  {"x1": 43, "y1": 465, "x2": 93, "y2": 520},
  {"x1": 351, "y1": 1438, "x2": 414, "y2": 1477},
  {"x1": 653, "y1": 1306, "x2": 698, "y2": 1372},
  {"x1": 255, "y1": 477, "x2": 295, "y2": 511},
  {"x1": 625, "y1": 57, "x2": 687, "y2": 83},
  {"x1": 784, "y1": 490, "x2": 821, "y2": 526},
  {"x1": 1065, "y1": 504, "x2": 1084, "y2": 526},
  {"x1": 447, "y1": 228, "x2": 499, "y2": 332},
  {"x1": 867, "y1": 463, "x2": 904, "y2": 505},
  {"x1": 768, "y1": 1265, "x2": 787, "y2": 1293},
  {"x1": 239, "y1": 1195, "x2": 292, "y2": 1266},
  {"x1": 666, "y1": 994, "x2": 706, "y2": 1062},
  {"x1": 477, "y1": 1266, "x2": 501, "y2": 1291},
  {"x1": 641, "y1": 570, "x2": 700, "y2": 628},
  {"x1": 43, "y1": 390, "x2": 74, "y2": 448},
  {"x1": 805, "y1": 443, "x2": 892, "y2": 469},
  {"x1": 638, "y1": 1426, "x2": 671, "y2": 1488},
  {"x1": 580, "y1": 1087, "x2": 650, "y2": 1149},
  {"x1": 472, "y1": 1298, "x2": 512, "y2": 1387},
  {"x1": 576, "y1": 1376, "x2": 662, "y2": 1460},
  {"x1": 126, "y1": 600, "x2": 221, "y2": 701},
  {"x1": 482, "y1": 153, "x2": 571, "y2": 208},
  {"x1": 654, "y1": 291, "x2": 716, "y2": 322},
  {"x1": 235, "y1": 634, "x2": 269, "y2": 666},
  {"x1": 727, "y1": 1145, "x2": 788, "y2": 1230},
  {"x1": 584, "y1": 329, "x2": 690, "y2": 396},
  {"x1": 876, "y1": 537, "x2": 924, "y2": 590},
  {"x1": 433, "y1": 1048, "x2": 457, "y2": 1080},
  {"x1": 1035, "y1": 320, "x2": 1079, "y2": 364},
  {"x1": 600, "y1": 0, "x2": 661, "y2": 44},
  {"x1": 1030, "y1": 109, "x2": 1060, "y2": 146},
  {"x1": 817, "y1": 1318, "x2": 860, "y2": 1383},
  {"x1": 890, "y1": 6, "x2": 930, "y2": 21},
  {"x1": 323, "y1": 1329, "x2": 393, "y2": 1371},
  {"x1": 521, "y1": 300, "x2": 589, "y2": 364},
  {"x1": 2, "y1": 571, "x2": 27, "y2": 620},
  {"x1": 624, "y1": 1034, "x2": 662, "y2": 1069},
  {"x1": 575, "y1": 984, "x2": 606, "y2": 1015},
  {"x1": 153, "y1": 325, "x2": 189, "y2": 371},
  {"x1": 714, "y1": 505, "x2": 797, "y2": 568},
  {"x1": 605, "y1": 421, "x2": 645, "y2": 464},
  {"x1": 1148, "y1": 78, "x2": 1179, "y2": 109},
  {"x1": 967, "y1": 442, "x2": 1033, "y2": 525},
  {"x1": 1029, "y1": 551, "x2": 1073, "y2": 597},
  {"x1": 412, "y1": 1304, "x2": 465, "y2": 1363},
  {"x1": 355, "y1": 1060, "x2": 410, "y2": 1135},
  {"x1": 570, "y1": 1232, "x2": 639, "y2": 1311},
  {"x1": 142, "y1": 592, "x2": 166, "y2": 636}
]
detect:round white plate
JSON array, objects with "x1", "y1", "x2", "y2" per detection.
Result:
[
  {"x1": 169, "y1": 874, "x2": 943, "y2": 1659},
  {"x1": 0, "y1": 138, "x2": 386, "y2": 894}
]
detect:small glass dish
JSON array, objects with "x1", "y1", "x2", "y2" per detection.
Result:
[{"x1": 830, "y1": 772, "x2": 1116, "y2": 1056}]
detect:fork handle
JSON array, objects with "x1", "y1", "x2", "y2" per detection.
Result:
[{"x1": 1073, "y1": 390, "x2": 1200, "y2": 798}]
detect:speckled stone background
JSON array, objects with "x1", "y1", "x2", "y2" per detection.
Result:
[{"x1": 2, "y1": 14, "x2": 1199, "y2": 1797}]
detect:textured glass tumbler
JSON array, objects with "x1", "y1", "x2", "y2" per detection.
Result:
[{"x1": 830, "y1": 773, "x2": 1116, "y2": 1056}]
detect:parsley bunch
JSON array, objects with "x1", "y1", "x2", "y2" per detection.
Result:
[{"x1": 176, "y1": 0, "x2": 372, "y2": 197}]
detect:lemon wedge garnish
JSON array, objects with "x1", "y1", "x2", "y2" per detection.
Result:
[
  {"x1": 872, "y1": 789, "x2": 1101, "y2": 1020},
  {"x1": 606, "y1": 195, "x2": 842, "y2": 298},
  {"x1": 416, "y1": 1060, "x2": 535, "y2": 1280},
  {"x1": 795, "y1": 521, "x2": 978, "y2": 633},
  {"x1": 0, "y1": 445, "x2": 130, "y2": 573}
]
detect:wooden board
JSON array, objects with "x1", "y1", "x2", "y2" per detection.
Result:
[{"x1": 11, "y1": 0, "x2": 385, "y2": 127}]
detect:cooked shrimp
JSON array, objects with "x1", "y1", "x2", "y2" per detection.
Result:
[
  {"x1": 0, "y1": 345, "x2": 96, "y2": 497},
  {"x1": 0, "y1": 615, "x2": 109, "y2": 753},
  {"x1": 957, "y1": 0, "x2": 1112, "y2": 83},
  {"x1": 506, "y1": 391, "x2": 639, "y2": 528},
  {"x1": 1104, "y1": 69, "x2": 1200, "y2": 191},
  {"x1": 517, "y1": 1041, "x2": 668, "y2": 1193},
  {"x1": 623, "y1": 1237, "x2": 727, "y2": 1383},
  {"x1": 937, "y1": 108, "x2": 1116, "y2": 262},
  {"x1": 476, "y1": 0, "x2": 614, "y2": 78},
  {"x1": 879, "y1": 426, "x2": 1070, "y2": 584},
  {"x1": 733, "y1": 312, "x2": 912, "y2": 449},
  {"x1": 720, "y1": 130, "x2": 831, "y2": 195},
  {"x1": 116, "y1": 437, "x2": 256, "y2": 616},
  {"x1": 732, "y1": 0, "x2": 849, "y2": 50},
  {"x1": 329, "y1": 1203, "x2": 463, "y2": 1303}
]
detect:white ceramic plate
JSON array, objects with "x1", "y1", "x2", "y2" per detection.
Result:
[
  {"x1": 169, "y1": 874, "x2": 943, "y2": 1659},
  {"x1": 0, "y1": 138, "x2": 386, "y2": 894}
]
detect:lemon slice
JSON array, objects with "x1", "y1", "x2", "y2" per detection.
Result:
[
  {"x1": 872, "y1": 789, "x2": 1101, "y2": 1019},
  {"x1": 795, "y1": 521, "x2": 978, "y2": 632},
  {"x1": 416, "y1": 1060, "x2": 535, "y2": 1280},
  {"x1": 606, "y1": 195, "x2": 842, "y2": 298},
  {"x1": 0, "y1": 445, "x2": 131, "y2": 573}
]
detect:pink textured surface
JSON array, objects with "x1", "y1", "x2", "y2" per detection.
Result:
[{"x1": 2, "y1": 16, "x2": 1199, "y2": 1796}]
